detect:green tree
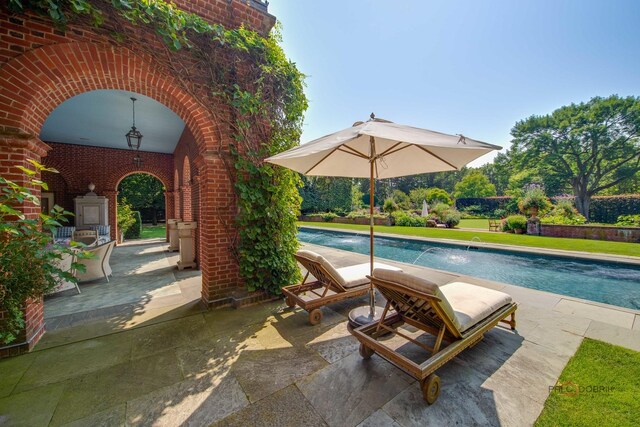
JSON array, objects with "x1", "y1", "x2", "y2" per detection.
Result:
[
  {"x1": 453, "y1": 171, "x2": 497, "y2": 198},
  {"x1": 511, "y1": 95, "x2": 640, "y2": 218},
  {"x1": 118, "y1": 174, "x2": 165, "y2": 225}
]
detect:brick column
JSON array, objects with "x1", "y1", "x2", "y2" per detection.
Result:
[
  {"x1": 103, "y1": 190, "x2": 118, "y2": 242},
  {"x1": 164, "y1": 190, "x2": 175, "y2": 242},
  {"x1": 196, "y1": 154, "x2": 242, "y2": 306},
  {"x1": 0, "y1": 133, "x2": 50, "y2": 357}
]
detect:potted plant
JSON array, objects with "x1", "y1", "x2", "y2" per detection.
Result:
[
  {"x1": 518, "y1": 184, "x2": 550, "y2": 218},
  {"x1": 505, "y1": 215, "x2": 528, "y2": 234}
]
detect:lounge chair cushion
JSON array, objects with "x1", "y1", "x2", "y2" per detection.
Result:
[
  {"x1": 439, "y1": 282, "x2": 513, "y2": 333},
  {"x1": 297, "y1": 250, "x2": 347, "y2": 287},
  {"x1": 373, "y1": 268, "x2": 458, "y2": 324},
  {"x1": 337, "y1": 263, "x2": 402, "y2": 289}
]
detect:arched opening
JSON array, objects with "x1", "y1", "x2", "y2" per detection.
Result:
[
  {"x1": 38, "y1": 88, "x2": 204, "y2": 329},
  {"x1": 117, "y1": 173, "x2": 166, "y2": 240},
  {"x1": 0, "y1": 41, "x2": 241, "y2": 349}
]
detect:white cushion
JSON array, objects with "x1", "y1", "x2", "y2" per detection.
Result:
[
  {"x1": 373, "y1": 268, "x2": 457, "y2": 323},
  {"x1": 439, "y1": 282, "x2": 513, "y2": 333},
  {"x1": 338, "y1": 263, "x2": 401, "y2": 289}
]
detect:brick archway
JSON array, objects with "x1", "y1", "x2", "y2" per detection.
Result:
[
  {"x1": 0, "y1": 41, "x2": 241, "y2": 353},
  {"x1": 0, "y1": 42, "x2": 219, "y2": 156}
]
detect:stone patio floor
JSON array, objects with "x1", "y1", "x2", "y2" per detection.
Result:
[{"x1": 1, "y1": 239, "x2": 639, "y2": 426}]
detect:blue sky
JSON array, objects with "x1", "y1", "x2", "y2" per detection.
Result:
[{"x1": 268, "y1": 0, "x2": 640, "y2": 166}]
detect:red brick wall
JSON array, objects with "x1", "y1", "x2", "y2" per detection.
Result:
[
  {"x1": 540, "y1": 224, "x2": 640, "y2": 243},
  {"x1": 42, "y1": 142, "x2": 173, "y2": 240},
  {"x1": 0, "y1": 1, "x2": 273, "y2": 354}
]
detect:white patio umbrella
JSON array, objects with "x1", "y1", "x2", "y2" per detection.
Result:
[{"x1": 266, "y1": 115, "x2": 501, "y2": 326}]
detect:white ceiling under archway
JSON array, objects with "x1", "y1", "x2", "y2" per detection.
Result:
[{"x1": 40, "y1": 90, "x2": 186, "y2": 154}]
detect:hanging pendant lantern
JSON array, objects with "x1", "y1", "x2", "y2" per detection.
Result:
[{"x1": 125, "y1": 97, "x2": 143, "y2": 150}]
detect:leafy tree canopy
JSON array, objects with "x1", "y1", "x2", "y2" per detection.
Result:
[
  {"x1": 118, "y1": 173, "x2": 164, "y2": 211},
  {"x1": 453, "y1": 171, "x2": 497, "y2": 198},
  {"x1": 510, "y1": 95, "x2": 640, "y2": 218}
]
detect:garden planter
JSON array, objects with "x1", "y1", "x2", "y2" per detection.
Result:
[
  {"x1": 514, "y1": 229, "x2": 525, "y2": 234},
  {"x1": 528, "y1": 207, "x2": 539, "y2": 217}
]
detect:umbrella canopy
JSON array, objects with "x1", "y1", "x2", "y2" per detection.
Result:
[
  {"x1": 266, "y1": 118, "x2": 501, "y2": 179},
  {"x1": 266, "y1": 116, "x2": 501, "y2": 325}
]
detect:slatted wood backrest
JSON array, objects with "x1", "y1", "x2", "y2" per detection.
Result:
[
  {"x1": 294, "y1": 253, "x2": 348, "y2": 293},
  {"x1": 369, "y1": 275, "x2": 462, "y2": 339}
]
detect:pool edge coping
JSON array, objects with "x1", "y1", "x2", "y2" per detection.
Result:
[{"x1": 299, "y1": 225, "x2": 640, "y2": 267}]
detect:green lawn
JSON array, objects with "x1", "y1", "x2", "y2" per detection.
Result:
[
  {"x1": 535, "y1": 339, "x2": 640, "y2": 426},
  {"x1": 298, "y1": 222, "x2": 640, "y2": 258},
  {"x1": 141, "y1": 224, "x2": 167, "y2": 239},
  {"x1": 459, "y1": 218, "x2": 491, "y2": 229}
]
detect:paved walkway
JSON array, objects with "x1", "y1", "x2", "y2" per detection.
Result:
[{"x1": 0, "y1": 240, "x2": 638, "y2": 426}]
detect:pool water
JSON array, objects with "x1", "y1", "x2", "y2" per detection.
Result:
[{"x1": 298, "y1": 228, "x2": 640, "y2": 310}]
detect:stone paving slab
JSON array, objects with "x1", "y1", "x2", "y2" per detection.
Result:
[
  {"x1": 212, "y1": 385, "x2": 327, "y2": 427},
  {"x1": 553, "y1": 299, "x2": 636, "y2": 329},
  {"x1": 2, "y1": 239, "x2": 639, "y2": 426}
]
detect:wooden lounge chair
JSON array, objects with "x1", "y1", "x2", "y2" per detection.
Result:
[
  {"x1": 351, "y1": 268, "x2": 517, "y2": 404},
  {"x1": 282, "y1": 250, "x2": 401, "y2": 325},
  {"x1": 488, "y1": 219, "x2": 501, "y2": 232}
]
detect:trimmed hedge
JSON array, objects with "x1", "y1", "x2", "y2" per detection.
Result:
[
  {"x1": 455, "y1": 197, "x2": 512, "y2": 216},
  {"x1": 457, "y1": 195, "x2": 640, "y2": 223},
  {"x1": 124, "y1": 211, "x2": 142, "y2": 239},
  {"x1": 589, "y1": 195, "x2": 640, "y2": 224}
]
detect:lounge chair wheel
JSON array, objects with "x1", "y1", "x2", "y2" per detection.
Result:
[
  {"x1": 309, "y1": 309, "x2": 323, "y2": 325},
  {"x1": 285, "y1": 295, "x2": 296, "y2": 308},
  {"x1": 421, "y1": 374, "x2": 441, "y2": 404},
  {"x1": 359, "y1": 343, "x2": 375, "y2": 359}
]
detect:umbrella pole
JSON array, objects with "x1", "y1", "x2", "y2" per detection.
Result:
[{"x1": 369, "y1": 157, "x2": 375, "y2": 317}]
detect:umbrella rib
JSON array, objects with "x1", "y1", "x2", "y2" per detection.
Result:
[
  {"x1": 378, "y1": 143, "x2": 412, "y2": 158},
  {"x1": 377, "y1": 141, "x2": 405, "y2": 157},
  {"x1": 415, "y1": 146, "x2": 460, "y2": 170},
  {"x1": 304, "y1": 141, "x2": 366, "y2": 174},
  {"x1": 337, "y1": 146, "x2": 369, "y2": 159}
]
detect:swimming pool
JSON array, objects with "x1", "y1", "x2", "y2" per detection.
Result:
[{"x1": 298, "y1": 228, "x2": 640, "y2": 310}]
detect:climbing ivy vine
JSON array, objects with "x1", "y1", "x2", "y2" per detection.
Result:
[{"x1": 6, "y1": 0, "x2": 308, "y2": 293}]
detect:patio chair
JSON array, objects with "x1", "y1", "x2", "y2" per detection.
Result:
[
  {"x1": 48, "y1": 250, "x2": 80, "y2": 294},
  {"x1": 351, "y1": 268, "x2": 517, "y2": 404},
  {"x1": 488, "y1": 219, "x2": 501, "y2": 232},
  {"x1": 76, "y1": 240, "x2": 115, "y2": 283},
  {"x1": 72, "y1": 229, "x2": 98, "y2": 246},
  {"x1": 282, "y1": 250, "x2": 401, "y2": 325}
]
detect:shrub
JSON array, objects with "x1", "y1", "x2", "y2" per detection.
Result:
[
  {"x1": 117, "y1": 198, "x2": 136, "y2": 238},
  {"x1": 1, "y1": 161, "x2": 85, "y2": 344},
  {"x1": 430, "y1": 203, "x2": 451, "y2": 219},
  {"x1": 391, "y1": 190, "x2": 412, "y2": 210},
  {"x1": 383, "y1": 198, "x2": 399, "y2": 213},
  {"x1": 410, "y1": 187, "x2": 452, "y2": 207},
  {"x1": 616, "y1": 214, "x2": 640, "y2": 227},
  {"x1": 541, "y1": 199, "x2": 587, "y2": 225},
  {"x1": 320, "y1": 212, "x2": 338, "y2": 222},
  {"x1": 124, "y1": 211, "x2": 142, "y2": 239},
  {"x1": 392, "y1": 211, "x2": 426, "y2": 227},
  {"x1": 505, "y1": 215, "x2": 528, "y2": 232},
  {"x1": 493, "y1": 208, "x2": 507, "y2": 218},
  {"x1": 455, "y1": 197, "x2": 513, "y2": 216},
  {"x1": 443, "y1": 210, "x2": 461, "y2": 228},
  {"x1": 590, "y1": 195, "x2": 640, "y2": 223}
]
